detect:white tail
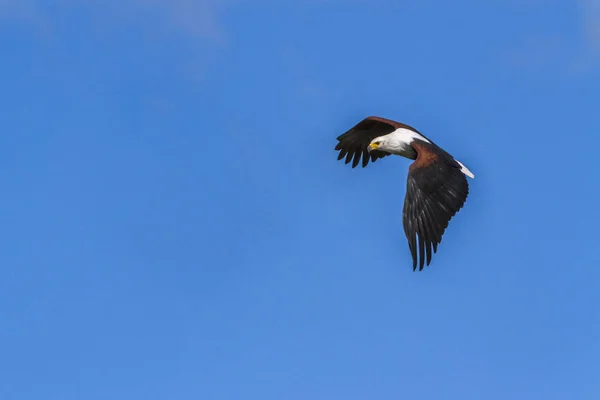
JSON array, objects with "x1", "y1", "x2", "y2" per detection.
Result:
[{"x1": 456, "y1": 160, "x2": 475, "y2": 179}]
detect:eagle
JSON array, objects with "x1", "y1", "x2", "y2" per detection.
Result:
[{"x1": 334, "y1": 116, "x2": 474, "y2": 271}]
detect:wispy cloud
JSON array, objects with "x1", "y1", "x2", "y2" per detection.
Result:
[
  {"x1": 0, "y1": 0, "x2": 32, "y2": 17},
  {"x1": 0, "y1": 0, "x2": 230, "y2": 42},
  {"x1": 503, "y1": 1, "x2": 600, "y2": 76},
  {"x1": 579, "y1": 0, "x2": 600, "y2": 56},
  {"x1": 0, "y1": 0, "x2": 44, "y2": 24},
  {"x1": 125, "y1": 0, "x2": 230, "y2": 42}
]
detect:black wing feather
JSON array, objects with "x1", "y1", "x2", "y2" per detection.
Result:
[
  {"x1": 334, "y1": 117, "x2": 396, "y2": 168},
  {"x1": 402, "y1": 143, "x2": 470, "y2": 271}
]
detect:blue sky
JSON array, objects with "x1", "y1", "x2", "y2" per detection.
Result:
[{"x1": 1, "y1": 1, "x2": 599, "y2": 399}]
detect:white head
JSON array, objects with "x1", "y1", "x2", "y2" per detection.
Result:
[
  {"x1": 368, "y1": 136, "x2": 397, "y2": 153},
  {"x1": 368, "y1": 128, "x2": 426, "y2": 155}
]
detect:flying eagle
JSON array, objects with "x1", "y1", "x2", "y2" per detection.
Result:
[{"x1": 334, "y1": 116, "x2": 474, "y2": 271}]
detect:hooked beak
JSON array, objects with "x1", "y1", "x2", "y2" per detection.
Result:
[{"x1": 368, "y1": 142, "x2": 379, "y2": 152}]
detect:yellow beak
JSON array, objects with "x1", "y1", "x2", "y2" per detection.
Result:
[{"x1": 368, "y1": 142, "x2": 379, "y2": 151}]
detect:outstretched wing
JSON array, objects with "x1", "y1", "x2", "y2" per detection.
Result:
[
  {"x1": 402, "y1": 140, "x2": 470, "y2": 271},
  {"x1": 334, "y1": 116, "x2": 399, "y2": 168}
]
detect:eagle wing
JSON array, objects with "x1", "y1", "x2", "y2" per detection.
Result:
[
  {"x1": 402, "y1": 140, "x2": 470, "y2": 271},
  {"x1": 334, "y1": 116, "x2": 399, "y2": 168}
]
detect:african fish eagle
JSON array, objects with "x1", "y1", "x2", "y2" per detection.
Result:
[{"x1": 334, "y1": 116, "x2": 474, "y2": 271}]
